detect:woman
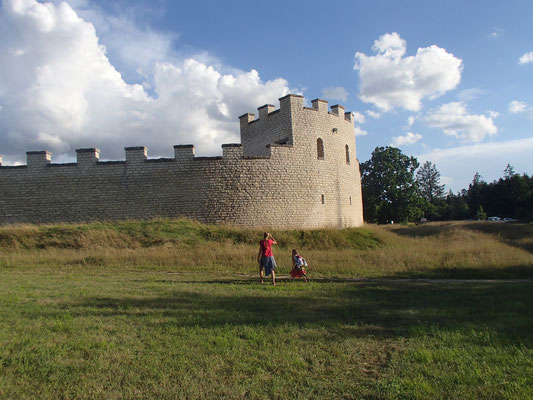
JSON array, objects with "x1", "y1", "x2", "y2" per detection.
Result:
[{"x1": 258, "y1": 232, "x2": 277, "y2": 285}]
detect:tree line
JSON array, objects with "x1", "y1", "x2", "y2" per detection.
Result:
[{"x1": 360, "y1": 146, "x2": 533, "y2": 224}]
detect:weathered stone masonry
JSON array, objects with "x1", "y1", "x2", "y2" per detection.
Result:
[{"x1": 0, "y1": 94, "x2": 363, "y2": 228}]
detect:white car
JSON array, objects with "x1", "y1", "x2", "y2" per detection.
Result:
[{"x1": 487, "y1": 216, "x2": 502, "y2": 221}]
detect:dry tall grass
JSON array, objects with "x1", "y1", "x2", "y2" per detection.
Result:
[{"x1": 1, "y1": 220, "x2": 532, "y2": 278}]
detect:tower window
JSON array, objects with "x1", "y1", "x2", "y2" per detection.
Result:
[
  {"x1": 345, "y1": 144, "x2": 350, "y2": 164},
  {"x1": 332, "y1": 128, "x2": 337, "y2": 134},
  {"x1": 321, "y1": 194, "x2": 325, "y2": 204},
  {"x1": 317, "y1": 138, "x2": 324, "y2": 159}
]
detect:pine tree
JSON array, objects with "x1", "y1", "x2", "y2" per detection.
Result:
[
  {"x1": 416, "y1": 161, "x2": 445, "y2": 202},
  {"x1": 503, "y1": 164, "x2": 516, "y2": 180}
]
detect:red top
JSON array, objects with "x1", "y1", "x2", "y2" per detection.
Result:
[{"x1": 259, "y1": 239, "x2": 274, "y2": 257}]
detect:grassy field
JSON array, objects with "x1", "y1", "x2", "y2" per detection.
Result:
[{"x1": 1, "y1": 220, "x2": 532, "y2": 399}]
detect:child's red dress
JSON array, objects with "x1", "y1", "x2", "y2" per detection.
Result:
[{"x1": 290, "y1": 255, "x2": 307, "y2": 278}]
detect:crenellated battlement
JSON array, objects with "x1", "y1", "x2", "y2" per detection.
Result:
[
  {"x1": 238, "y1": 94, "x2": 355, "y2": 158},
  {"x1": 1, "y1": 144, "x2": 288, "y2": 169},
  {"x1": 239, "y1": 94, "x2": 353, "y2": 126},
  {"x1": 0, "y1": 94, "x2": 363, "y2": 228}
]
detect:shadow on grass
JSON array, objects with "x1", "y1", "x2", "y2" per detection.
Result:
[
  {"x1": 387, "y1": 222, "x2": 458, "y2": 238},
  {"x1": 66, "y1": 280, "x2": 533, "y2": 346},
  {"x1": 387, "y1": 265, "x2": 533, "y2": 280},
  {"x1": 464, "y1": 222, "x2": 533, "y2": 254}
]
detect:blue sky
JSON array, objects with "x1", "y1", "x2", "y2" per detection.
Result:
[{"x1": 1, "y1": 0, "x2": 532, "y2": 192}]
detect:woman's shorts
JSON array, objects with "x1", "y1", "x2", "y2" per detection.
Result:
[{"x1": 260, "y1": 256, "x2": 277, "y2": 276}]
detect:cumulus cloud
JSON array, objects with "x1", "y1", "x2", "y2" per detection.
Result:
[
  {"x1": 354, "y1": 32, "x2": 463, "y2": 112},
  {"x1": 321, "y1": 86, "x2": 348, "y2": 102},
  {"x1": 354, "y1": 126, "x2": 368, "y2": 137},
  {"x1": 390, "y1": 132, "x2": 422, "y2": 147},
  {"x1": 457, "y1": 88, "x2": 484, "y2": 102},
  {"x1": 509, "y1": 100, "x2": 527, "y2": 114},
  {"x1": 519, "y1": 51, "x2": 533, "y2": 65},
  {"x1": 424, "y1": 102, "x2": 497, "y2": 142},
  {"x1": 407, "y1": 115, "x2": 416, "y2": 127},
  {"x1": 64, "y1": 0, "x2": 176, "y2": 88},
  {"x1": 352, "y1": 111, "x2": 367, "y2": 136},
  {"x1": 366, "y1": 110, "x2": 381, "y2": 119},
  {"x1": 0, "y1": 0, "x2": 290, "y2": 163},
  {"x1": 352, "y1": 112, "x2": 366, "y2": 124}
]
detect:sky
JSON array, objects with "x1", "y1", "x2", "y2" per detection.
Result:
[{"x1": 0, "y1": 0, "x2": 532, "y2": 192}]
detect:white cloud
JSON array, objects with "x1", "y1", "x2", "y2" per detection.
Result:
[
  {"x1": 457, "y1": 88, "x2": 484, "y2": 102},
  {"x1": 354, "y1": 32, "x2": 463, "y2": 112},
  {"x1": 372, "y1": 32, "x2": 406, "y2": 59},
  {"x1": 418, "y1": 137, "x2": 533, "y2": 192},
  {"x1": 366, "y1": 110, "x2": 381, "y2": 119},
  {"x1": 509, "y1": 100, "x2": 527, "y2": 114},
  {"x1": 321, "y1": 86, "x2": 348, "y2": 102},
  {"x1": 352, "y1": 111, "x2": 367, "y2": 136},
  {"x1": 354, "y1": 126, "x2": 368, "y2": 137},
  {"x1": 352, "y1": 111, "x2": 366, "y2": 124},
  {"x1": 390, "y1": 132, "x2": 422, "y2": 147},
  {"x1": 487, "y1": 110, "x2": 500, "y2": 119},
  {"x1": 407, "y1": 115, "x2": 416, "y2": 127},
  {"x1": 0, "y1": 0, "x2": 290, "y2": 163},
  {"x1": 519, "y1": 51, "x2": 533, "y2": 65},
  {"x1": 424, "y1": 102, "x2": 497, "y2": 142},
  {"x1": 488, "y1": 28, "x2": 504, "y2": 38},
  {"x1": 52, "y1": 0, "x2": 177, "y2": 88}
]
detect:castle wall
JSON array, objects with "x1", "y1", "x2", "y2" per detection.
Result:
[{"x1": 0, "y1": 95, "x2": 364, "y2": 229}]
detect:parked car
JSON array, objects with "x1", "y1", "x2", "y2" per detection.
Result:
[
  {"x1": 503, "y1": 217, "x2": 517, "y2": 222},
  {"x1": 487, "y1": 216, "x2": 502, "y2": 221}
]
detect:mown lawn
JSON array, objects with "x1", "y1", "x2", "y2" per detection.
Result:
[{"x1": 1, "y1": 267, "x2": 532, "y2": 399}]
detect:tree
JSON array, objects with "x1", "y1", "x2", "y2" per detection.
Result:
[
  {"x1": 475, "y1": 205, "x2": 487, "y2": 221},
  {"x1": 416, "y1": 161, "x2": 445, "y2": 202},
  {"x1": 443, "y1": 190, "x2": 469, "y2": 220},
  {"x1": 466, "y1": 172, "x2": 486, "y2": 218},
  {"x1": 361, "y1": 146, "x2": 425, "y2": 224},
  {"x1": 503, "y1": 164, "x2": 516, "y2": 180}
]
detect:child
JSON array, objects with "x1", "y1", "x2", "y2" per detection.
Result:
[{"x1": 290, "y1": 249, "x2": 308, "y2": 281}]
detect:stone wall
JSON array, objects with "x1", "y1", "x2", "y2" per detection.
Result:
[{"x1": 0, "y1": 94, "x2": 364, "y2": 228}]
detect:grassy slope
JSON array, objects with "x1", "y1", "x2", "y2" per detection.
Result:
[
  {"x1": 1, "y1": 220, "x2": 532, "y2": 399},
  {"x1": 1, "y1": 219, "x2": 532, "y2": 279}
]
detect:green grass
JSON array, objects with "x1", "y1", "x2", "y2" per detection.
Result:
[
  {"x1": 1, "y1": 271, "x2": 531, "y2": 399},
  {"x1": 0, "y1": 220, "x2": 532, "y2": 398}
]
